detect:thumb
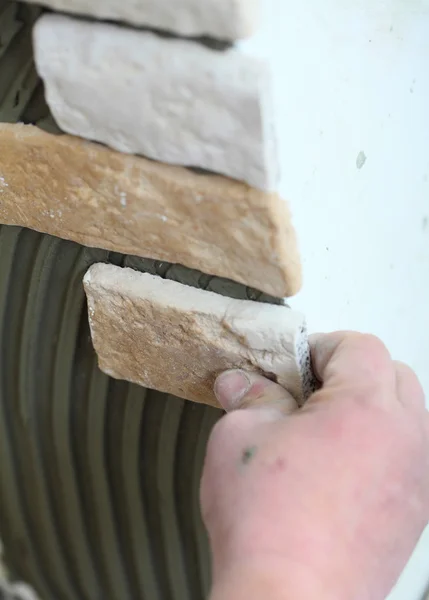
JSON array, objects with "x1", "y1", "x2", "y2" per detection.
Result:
[
  {"x1": 214, "y1": 369, "x2": 298, "y2": 416},
  {"x1": 202, "y1": 370, "x2": 298, "y2": 586}
]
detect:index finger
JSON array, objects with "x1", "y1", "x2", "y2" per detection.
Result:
[{"x1": 309, "y1": 331, "x2": 396, "y2": 395}]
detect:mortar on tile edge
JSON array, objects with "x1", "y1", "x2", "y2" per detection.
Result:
[{"x1": 295, "y1": 323, "x2": 319, "y2": 403}]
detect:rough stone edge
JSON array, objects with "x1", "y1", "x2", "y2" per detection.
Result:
[
  {"x1": 26, "y1": 0, "x2": 260, "y2": 41},
  {"x1": 83, "y1": 264, "x2": 317, "y2": 406}
]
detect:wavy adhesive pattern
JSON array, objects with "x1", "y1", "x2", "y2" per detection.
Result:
[
  {"x1": 0, "y1": 4, "x2": 281, "y2": 598},
  {"x1": 0, "y1": 226, "x2": 224, "y2": 600}
]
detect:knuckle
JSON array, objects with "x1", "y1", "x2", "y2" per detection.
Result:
[
  {"x1": 394, "y1": 361, "x2": 419, "y2": 384},
  {"x1": 394, "y1": 360, "x2": 414, "y2": 374},
  {"x1": 350, "y1": 333, "x2": 393, "y2": 379},
  {"x1": 394, "y1": 361, "x2": 426, "y2": 410},
  {"x1": 356, "y1": 333, "x2": 390, "y2": 358},
  {"x1": 395, "y1": 360, "x2": 425, "y2": 389}
]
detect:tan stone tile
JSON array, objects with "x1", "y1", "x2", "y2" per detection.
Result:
[
  {"x1": 84, "y1": 264, "x2": 313, "y2": 406},
  {"x1": 0, "y1": 123, "x2": 301, "y2": 297}
]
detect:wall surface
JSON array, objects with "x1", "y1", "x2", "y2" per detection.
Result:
[{"x1": 267, "y1": 1, "x2": 429, "y2": 598}]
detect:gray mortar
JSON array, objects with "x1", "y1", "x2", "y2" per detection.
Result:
[
  {"x1": 0, "y1": 4, "x2": 314, "y2": 599},
  {"x1": 0, "y1": 226, "x2": 222, "y2": 600}
]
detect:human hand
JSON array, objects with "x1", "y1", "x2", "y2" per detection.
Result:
[{"x1": 201, "y1": 332, "x2": 429, "y2": 600}]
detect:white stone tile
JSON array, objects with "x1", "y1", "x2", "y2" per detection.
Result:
[
  {"x1": 27, "y1": 0, "x2": 259, "y2": 41},
  {"x1": 33, "y1": 14, "x2": 278, "y2": 190}
]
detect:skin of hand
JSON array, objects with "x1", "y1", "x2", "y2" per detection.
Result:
[{"x1": 200, "y1": 332, "x2": 429, "y2": 600}]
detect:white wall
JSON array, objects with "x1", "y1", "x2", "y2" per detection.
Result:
[{"x1": 267, "y1": 1, "x2": 429, "y2": 598}]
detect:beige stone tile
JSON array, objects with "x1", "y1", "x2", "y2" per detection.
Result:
[
  {"x1": 84, "y1": 264, "x2": 313, "y2": 406},
  {"x1": 0, "y1": 123, "x2": 301, "y2": 297}
]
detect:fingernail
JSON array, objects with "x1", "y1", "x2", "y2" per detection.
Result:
[{"x1": 214, "y1": 370, "x2": 251, "y2": 411}]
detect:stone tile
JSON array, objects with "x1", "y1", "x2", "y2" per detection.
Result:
[
  {"x1": 0, "y1": 123, "x2": 301, "y2": 297},
  {"x1": 27, "y1": 0, "x2": 259, "y2": 41},
  {"x1": 84, "y1": 264, "x2": 314, "y2": 406},
  {"x1": 33, "y1": 14, "x2": 278, "y2": 190}
]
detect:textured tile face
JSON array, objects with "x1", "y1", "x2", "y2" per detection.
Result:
[
  {"x1": 33, "y1": 14, "x2": 278, "y2": 191},
  {"x1": 84, "y1": 264, "x2": 314, "y2": 406},
  {"x1": 27, "y1": 0, "x2": 259, "y2": 41},
  {"x1": 0, "y1": 123, "x2": 301, "y2": 297}
]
